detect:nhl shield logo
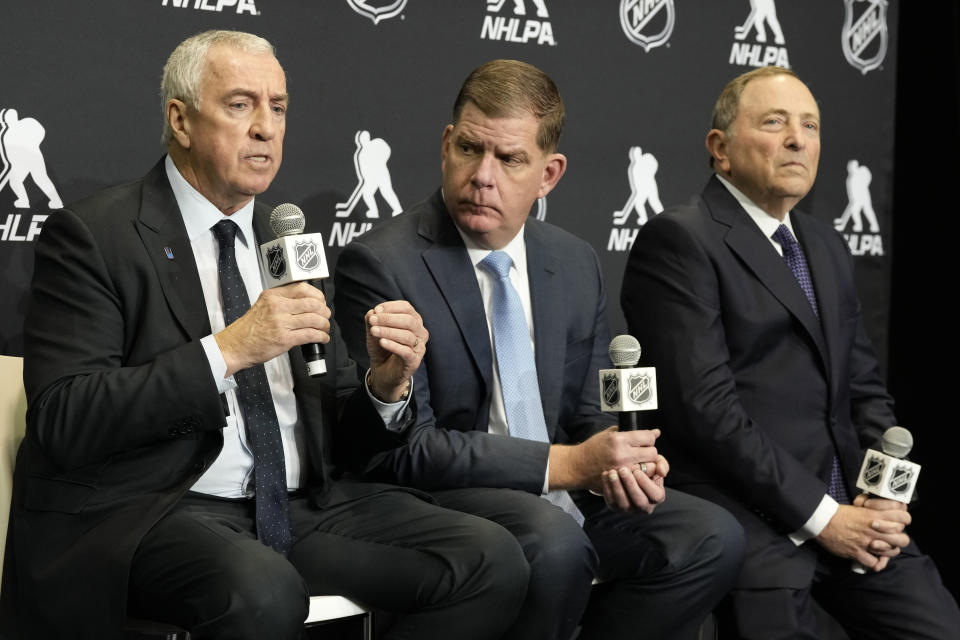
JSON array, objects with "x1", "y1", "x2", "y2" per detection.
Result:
[
  {"x1": 841, "y1": 0, "x2": 888, "y2": 75},
  {"x1": 888, "y1": 464, "x2": 914, "y2": 495},
  {"x1": 346, "y1": 0, "x2": 407, "y2": 25},
  {"x1": 602, "y1": 373, "x2": 620, "y2": 406},
  {"x1": 862, "y1": 454, "x2": 885, "y2": 487},
  {"x1": 267, "y1": 245, "x2": 286, "y2": 280},
  {"x1": 295, "y1": 240, "x2": 321, "y2": 272},
  {"x1": 619, "y1": 0, "x2": 675, "y2": 52},
  {"x1": 628, "y1": 373, "x2": 651, "y2": 404}
]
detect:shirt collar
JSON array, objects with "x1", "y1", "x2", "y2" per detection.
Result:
[
  {"x1": 165, "y1": 154, "x2": 256, "y2": 248},
  {"x1": 715, "y1": 173, "x2": 795, "y2": 239},
  {"x1": 455, "y1": 222, "x2": 528, "y2": 276}
]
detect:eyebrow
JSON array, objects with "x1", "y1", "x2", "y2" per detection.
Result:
[
  {"x1": 226, "y1": 88, "x2": 289, "y2": 103},
  {"x1": 761, "y1": 108, "x2": 820, "y2": 122}
]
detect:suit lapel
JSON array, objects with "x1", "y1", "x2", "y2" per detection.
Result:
[
  {"x1": 135, "y1": 160, "x2": 210, "y2": 340},
  {"x1": 704, "y1": 178, "x2": 829, "y2": 371},
  {"x1": 419, "y1": 193, "x2": 494, "y2": 393},
  {"x1": 526, "y1": 221, "x2": 564, "y2": 437}
]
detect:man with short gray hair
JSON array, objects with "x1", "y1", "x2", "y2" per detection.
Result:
[{"x1": 1, "y1": 30, "x2": 527, "y2": 640}]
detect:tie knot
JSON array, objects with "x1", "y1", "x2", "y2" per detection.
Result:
[
  {"x1": 480, "y1": 250, "x2": 514, "y2": 280},
  {"x1": 772, "y1": 224, "x2": 797, "y2": 249},
  {"x1": 212, "y1": 219, "x2": 239, "y2": 249}
]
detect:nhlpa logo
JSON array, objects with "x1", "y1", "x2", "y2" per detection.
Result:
[
  {"x1": 833, "y1": 159, "x2": 883, "y2": 257},
  {"x1": 619, "y1": 0, "x2": 675, "y2": 52},
  {"x1": 267, "y1": 245, "x2": 286, "y2": 279},
  {"x1": 607, "y1": 145, "x2": 663, "y2": 252},
  {"x1": 160, "y1": 0, "x2": 259, "y2": 15},
  {"x1": 1, "y1": 108, "x2": 61, "y2": 242},
  {"x1": 346, "y1": 0, "x2": 407, "y2": 25},
  {"x1": 842, "y1": 0, "x2": 888, "y2": 75},
  {"x1": 729, "y1": 0, "x2": 790, "y2": 69},
  {"x1": 481, "y1": 0, "x2": 556, "y2": 46},
  {"x1": 329, "y1": 130, "x2": 402, "y2": 247}
]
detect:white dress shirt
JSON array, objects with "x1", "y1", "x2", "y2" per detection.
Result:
[{"x1": 166, "y1": 156, "x2": 408, "y2": 498}]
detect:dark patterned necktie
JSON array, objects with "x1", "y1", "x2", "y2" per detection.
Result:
[
  {"x1": 772, "y1": 224, "x2": 819, "y2": 317},
  {"x1": 771, "y1": 224, "x2": 850, "y2": 503},
  {"x1": 212, "y1": 219, "x2": 293, "y2": 554},
  {"x1": 479, "y1": 251, "x2": 584, "y2": 525}
]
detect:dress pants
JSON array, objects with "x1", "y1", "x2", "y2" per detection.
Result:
[
  {"x1": 128, "y1": 488, "x2": 529, "y2": 640},
  {"x1": 433, "y1": 486, "x2": 745, "y2": 640},
  {"x1": 721, "y1": 541, "x2": 960, "y2": 640}
]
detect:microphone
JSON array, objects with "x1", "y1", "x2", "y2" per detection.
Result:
[
  {"x1": 598, "y1": 335, "x2": 658, "y2": 431},
  {"x1": 258, "y1": 203, "x2": 329, "y2": 377},
  {"x1": 851, "y1": 426, "x2": 921, "y2": 573}
]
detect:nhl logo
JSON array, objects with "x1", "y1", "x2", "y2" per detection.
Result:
[
  {"x1": 619, "y1": 0, "x2": 675, "y2": 52},
  {"x1": 267, "y1": 245, "x2": 286, "y2": 280},
  {"x1": 346, "y1": 0, "x2": 407, "y2": 25},
  {"x1": 602, "y1": 373, "x2": 620, "y2": 406},
  {"x1": 628, "y1": 373, "x2": 651, "y2": 404},
  {"x1": 888, "y1": 464, "x2": 914, "y2": 494},
  {"x1": 295, "y1": 240, "x2": 321, "y2": 272},
  {"x1": 862, "y1": 454, "x2": 885, "y2": 487},
  {"x1": 841, "y1": 0, "x2": 888, "y2": 75}
]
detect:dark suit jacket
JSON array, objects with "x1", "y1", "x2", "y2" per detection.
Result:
[
  {"x1": 1, "y1": 160, "x2": 389, "y2": 638},
  {"x1": 333, "y1": 190, "x2": 614, "y2": 493},
  {"x1": 621, "y1": 176, "x2": 895, "y2": 588}
]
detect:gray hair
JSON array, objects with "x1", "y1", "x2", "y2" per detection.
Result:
[{"x1": 160, "y1": 30, "x2": 275, "y2": 146}]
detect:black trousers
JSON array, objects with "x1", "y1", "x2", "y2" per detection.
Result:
[
  {"x1": 128, "y1": 488, "x2": 529, "y2": 640},
  {"x1": 721, "y1": 541, "x2": 960, "y2": 640},
  {"x1": 432, "y1": 486, "x2": 746, "y2": 640}
]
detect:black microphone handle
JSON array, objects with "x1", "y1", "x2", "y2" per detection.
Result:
[
  {"x1": 302, "y1": 278, "x2": 327, "y2": 377},
  {"x1": 618, "y1": 411, "x2": 639, "y2": 431}
]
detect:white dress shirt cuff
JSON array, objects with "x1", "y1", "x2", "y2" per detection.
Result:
[
  {"x1": 201, "y1": 334, "x2": 237, "y2": 394},
  {"x1": 365, "y1": 369, "x2": 414, "y2": 431},
  {"x1": 789, "y1": 494, "x2": 839, "y2": 546}
]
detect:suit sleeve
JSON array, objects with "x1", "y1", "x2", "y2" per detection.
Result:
[
  {"x1": 22, "y1": 208, "x2": 226, "y2": 471},
  {"x1": 333, "y1": 239, "x2": 550, "y2": 493},
  {"x1": 622, "y1": 214, "x2": 826, "y2": 530}
]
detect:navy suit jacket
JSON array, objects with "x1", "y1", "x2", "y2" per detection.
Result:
[
  {"x1": 622, "y1": 176, "x2": 895, "y2": 588},
  {"x1": 334, "y1": 190, "x2": 614, "y2": 493},
  {"x1": 2, "y1": 161, "x2": 390, "y2": 638}
]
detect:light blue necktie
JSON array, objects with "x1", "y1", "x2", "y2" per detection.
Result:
[{"x1": 480, "y1": 251, "x2": 584, "y2": 525}]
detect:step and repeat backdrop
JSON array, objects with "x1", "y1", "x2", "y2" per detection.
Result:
[{"x1": 1, "y1": 1, "x2": 896, "y2": 365}]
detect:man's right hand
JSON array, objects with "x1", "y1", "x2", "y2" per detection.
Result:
[
  {"x1": 215, "y1": 282, "x2": 331, "y2": 377},
  {"x1": 815, "y1": 502, "x2": 911, "y2": 571},
  {"x1": 548, "y1": 426, "x2": 666, "y2": 511}
]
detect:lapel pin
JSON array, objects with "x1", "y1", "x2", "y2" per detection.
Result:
[{"x1": 163, "y1": 246, "x2": 174, "y2": 260}]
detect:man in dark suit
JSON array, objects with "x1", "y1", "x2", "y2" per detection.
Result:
[
  {"x1": 622, "y1": 66, "x2": 959, "y2": 639},
  {"x1": 334, "y1": 59, "x2": 745, "y2": 640},
  {"x1": 0, "y1": 31, "x2": 529, "y2": 640}
]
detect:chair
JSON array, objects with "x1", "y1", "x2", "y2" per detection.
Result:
[{"x1": 0, "y1": 355, "x2": 372, "y2": 639}]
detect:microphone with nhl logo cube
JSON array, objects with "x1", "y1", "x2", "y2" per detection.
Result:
[
  {"x1": 598, "y1": 334, "x2": 657, "y2": 431},
  {"x1": 851, "y1": 426, "x2": 921, "y2": 573},
  {"x1": 259, "y1": 203, "x2": 329, "y2": 377}
]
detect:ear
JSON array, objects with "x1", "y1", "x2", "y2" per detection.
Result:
[
  {"x1": 166, "y1": 99, "x2": 192, "y2": 150},
  {"x1": 705, "y1": 129, "x2": 730, "y2": 174},
  {"x1": 537, "y1": 152, "x2": 567, "y2": 198},
  {"x1": 440, "y1": 124, "x2": 454, "y2": 166}
]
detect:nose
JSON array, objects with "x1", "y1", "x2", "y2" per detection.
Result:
[
  {"x1": 470, "y1": 152, "x2": 497, "y2": 189},
  {"x1": 250, "y1": 104, "x2": 277, "y2": 141},
  {"x1": 783, "y1": 121, "x2": 807, "y2": 151}
]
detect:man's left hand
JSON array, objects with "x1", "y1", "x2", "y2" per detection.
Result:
[{"x1": 365, "y1": 300, "x2": 428, "y2": 403}]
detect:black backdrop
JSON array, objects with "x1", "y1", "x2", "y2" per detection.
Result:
[{"x1": 1, "y1": 1, "x2": 955, "y2": 598}]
